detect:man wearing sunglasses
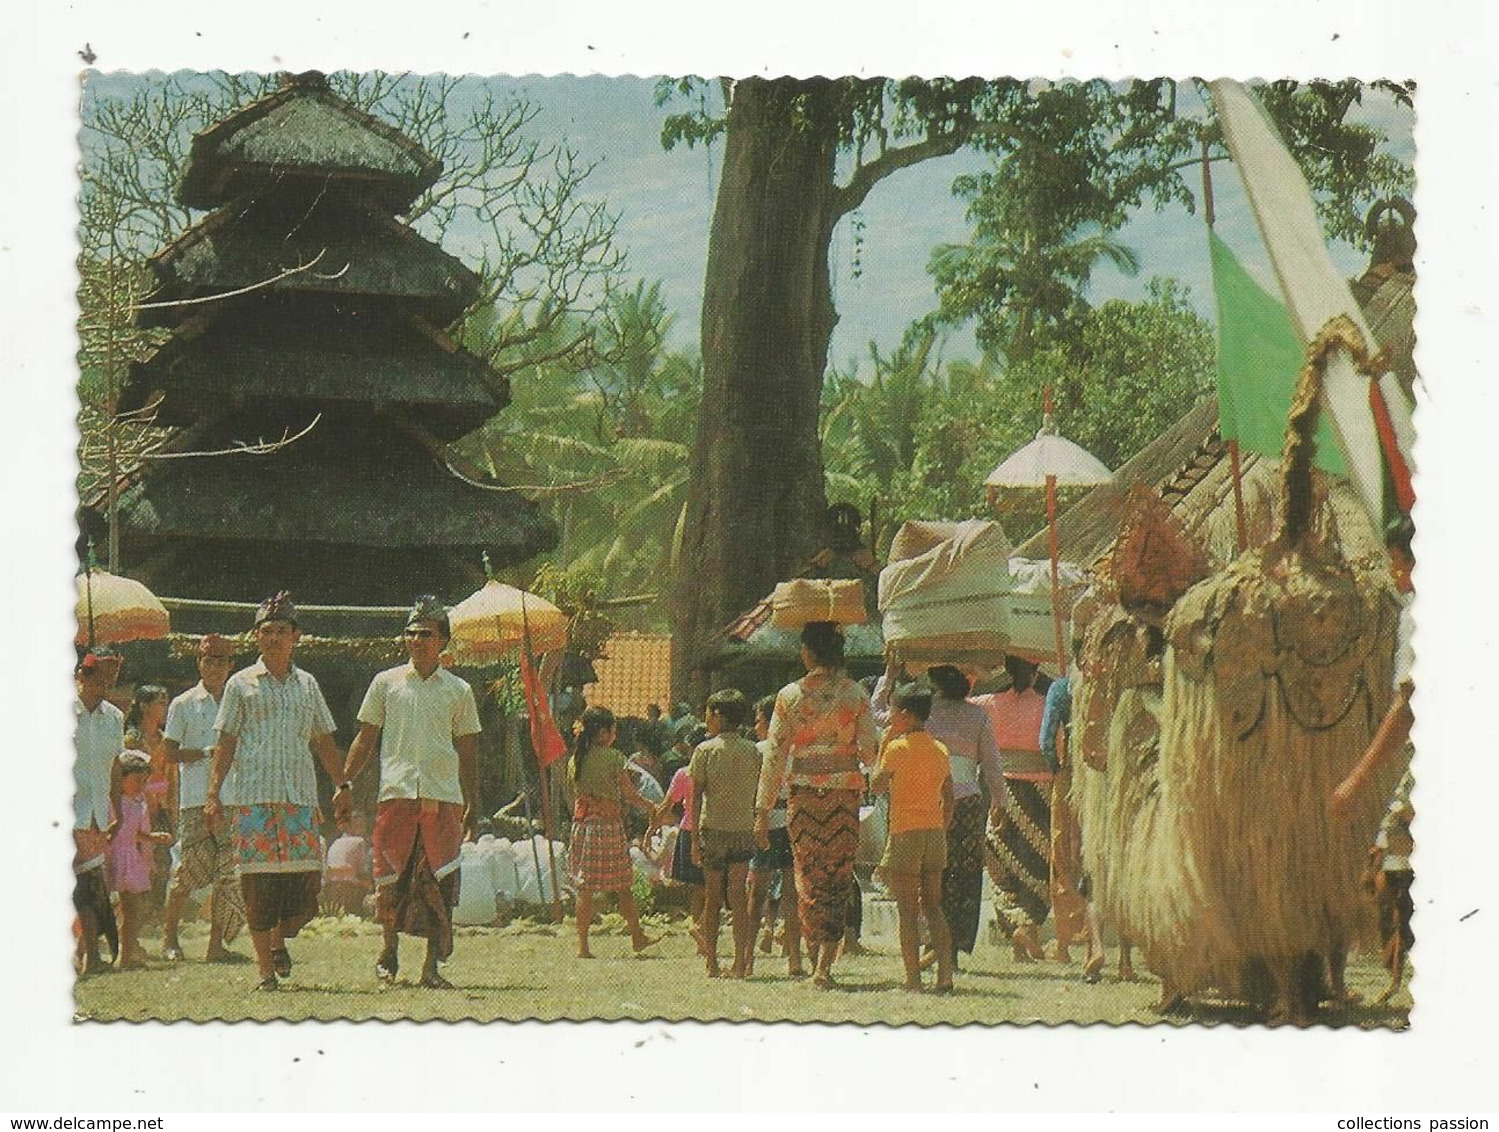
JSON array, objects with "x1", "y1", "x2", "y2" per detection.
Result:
[{"x1": 339, "y1": 596, "x2": 482, "y2": 989}]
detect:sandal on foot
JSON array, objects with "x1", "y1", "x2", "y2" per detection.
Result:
[
  {"x1": 419, "y1": 971, "x2": 454, "y2": 989},
  {"x1": 271, "y1": 947, "x2": 292, "y2": 978},
  {"x1": 252, "y1": 975, "x2": 279, "y2": 993},
  {"x1": 375, "y1": 953, "x2": 398, "y2": 984},
  {"x1": 163, "y1": 945, "x2": 184, "y2": 963}
]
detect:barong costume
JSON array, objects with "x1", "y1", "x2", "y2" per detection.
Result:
[
  {"x1": 164, "y1": 672, "x2": 245, "y2": 943},
  {"x1": 757, "y1": 672, "x2": 879, "y2": 944},
  {"x1": 215, "y1": 657, "x2": 337, "y2": 937},
  {"x1": 358, "y1": 660, "x2": 481, "y2": 958},
  {"x1": 973, "y1": 686, "x2": 1052, "y2": 933},
  {"x1": 872, "y1": 674, "x2": 1005, "y2": 953}
]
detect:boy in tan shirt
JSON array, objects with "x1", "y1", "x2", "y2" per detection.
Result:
[{"x1": 689, "y1": 688, "x2": 761, "y2": 979}]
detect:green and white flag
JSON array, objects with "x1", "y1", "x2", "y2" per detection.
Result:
[
  {"x1": 1208, "y1": 228, "x2": 1346, "y2": 475},
  {"x1": 1209, "y1": 79, "x2": 1414, "y2": 531}
]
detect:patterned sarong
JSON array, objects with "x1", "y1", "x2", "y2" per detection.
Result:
[
  {"x1": 988, "y1": 779, "x2": 1052, "y2": 930},
  {"x1": 570, "y1": 815, "x2": 633, "y2": 892},
  {"x1": 73, "y1": 827, "x2": 111, "y2": 876},
  {"x1": 788, "y1": 786, "x2": 860, "y2": 944},
  {"x1": 231, "y1": 803, "x2": 323, "y2": 874},
  {"x1": 1049, "y1": 770, "x2": 1087, "y2": 948},
  {"x1": 72, "y1": 864, "x2": 118, "y2": 961},
  {"x1": 169, "y1": 806, "x2": 245, "y2": 942},
  {"x1": 374, "y1": 800, "x2": 462, "y2": 946},
  {"x1": 944, "y1": 794, "x2": 987, "y2": 954}
]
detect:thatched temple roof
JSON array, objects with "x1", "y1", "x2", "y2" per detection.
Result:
[
  {"x1": 141, "y1": 203, "x2": 481, "y2": 328},
  {"x1": 112, "y1": 419, "x2": 554, "y2": 551},
  {"x1": 121, "y1": 303, "x2": 505, "y2": 440},
  {"x1": 178, "y1": 73, "x2": 443, "y2": 211}
]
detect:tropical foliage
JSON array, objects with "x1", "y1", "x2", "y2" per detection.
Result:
[
  {"x1": 822, "y1": 280, "x2": 1216, "y2": 555},
  {"x1": 452, "y1": 280, "x2": 699, "y2": 622}
]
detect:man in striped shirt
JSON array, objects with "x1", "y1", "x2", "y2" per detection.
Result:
[{"x1": 206, "y1": 593, "x2": 345, "y2": 992}]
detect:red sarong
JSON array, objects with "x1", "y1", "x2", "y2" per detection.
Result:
[{"x1": 373, "y1": 799, "x2": 464, "y2": 887}]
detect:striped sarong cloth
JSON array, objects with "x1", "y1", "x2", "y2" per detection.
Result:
[{"x1": 988, "y1": 779, "x2": 1052, "y2": 930}]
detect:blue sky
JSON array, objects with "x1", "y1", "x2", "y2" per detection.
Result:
[{"x1": 84, "y1": 72, "x2": 1415, "y2": 370}]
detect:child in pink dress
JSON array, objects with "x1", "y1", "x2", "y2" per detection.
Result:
[{"x1": 109, "y1": 752, "x2": 173, "y2": 968}]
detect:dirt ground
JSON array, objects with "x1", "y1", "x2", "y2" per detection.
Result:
[{"x1": 73, "y1": 908, "x2": 1412, "y2": 1028}]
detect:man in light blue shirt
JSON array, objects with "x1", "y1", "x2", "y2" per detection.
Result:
[{"x1": 207, "y1": 593, "x2": 344, "y2": 992}]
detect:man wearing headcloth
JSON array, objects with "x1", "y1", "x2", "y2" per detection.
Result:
[
  {"x1": 339, "y1": 596, "x2": 481, "y2": 989},
  {"x1": 74, "y1": 647, "x2": 125, "y2": 976},
  {"x1": 206, "y1": 593, "x2": 344, "y2": 992},
  {"x1": 161, "y1": 633, "x2": 247, "y2": 963}
]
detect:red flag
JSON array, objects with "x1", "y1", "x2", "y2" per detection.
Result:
[{"x1": 520, "y1": 648, "x2": 568, "y2": 768}]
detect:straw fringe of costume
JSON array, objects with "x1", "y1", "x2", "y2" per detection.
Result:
[
  {"x1": 1075, "y1": 325, "x2": 1404, "y2": 1011},
  {"x1": 943, "y1": 794, "x2": 987, "y2": 954},
  {"x1": 988, "y1": 782, "x2": 1052, "y2": 931},
  {"x1": 1049, "y1": 768, "x2": 1088, "y2": 948},
  {"x1": 788, "y1": 786, "x2": 861, "y2": 943}
]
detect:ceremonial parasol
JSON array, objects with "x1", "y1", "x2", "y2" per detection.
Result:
[
  {"x1": 75, "y1": 547, "x2": 170, "y2": 647},
  {"x1": 985, "y1": 388, "x2": 1112, "y2": 670},
  {"x1": 447, "y1": 556, "x2": 570, "y2": 664},
  {"x1": 448, "y1": 555, "x2": 570, "y2": 920}
]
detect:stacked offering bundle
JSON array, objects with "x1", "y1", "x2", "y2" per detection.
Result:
[
  {"x1": 877, "y1": 518, "x2": 1086, "y2": 669},
  {"x1": 879, "y1": 520, "x2": 1011, "y2": 671},
  {"x1": 768, "y1": 578, "x2": 868, "y2": 629}
]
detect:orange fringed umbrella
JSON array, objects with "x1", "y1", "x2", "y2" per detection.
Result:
[
  {"x1": 447, "y1": 579, "x2": 569, "y2": 664},
  {"x1": 75, "y1": 567, "x2": 170, "y2": 647}
]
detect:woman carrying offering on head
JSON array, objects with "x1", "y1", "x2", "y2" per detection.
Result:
[{"x1": 754, "y1": 622, "x2": 880, "y2": 988}]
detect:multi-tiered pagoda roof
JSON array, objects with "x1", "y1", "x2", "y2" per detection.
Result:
[{"x1": 89, "y1": 72, "x2": 557, "y2": 608}]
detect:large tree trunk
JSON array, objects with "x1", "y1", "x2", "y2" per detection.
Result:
[{"x1": 671, "y1": 78, "x2": 843, "y2": 700}]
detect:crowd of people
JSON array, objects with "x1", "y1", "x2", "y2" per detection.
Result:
[{"x1": 73, "y1": 578, "x2": 1413, "y2": 1005}]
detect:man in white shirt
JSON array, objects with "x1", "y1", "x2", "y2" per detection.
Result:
[
  {"x1": 73, "y1": 647, "x2": 125, "y2": 976},
  {"x1": 339, "y1": 596, "x2": 481, "y2": 989},
  {"x1": 161, "y1": 633, "x2": 246, "y2": 963},
  {"x1": 206, "y1": 593, "x2": 345, "y2": 992}
]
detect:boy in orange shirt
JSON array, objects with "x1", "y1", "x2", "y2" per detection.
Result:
[{"x1": 872, "y1": 682, "x2": 955, "y2": 993}]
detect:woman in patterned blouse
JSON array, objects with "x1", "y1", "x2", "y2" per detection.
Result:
[{"x1": 755, "y1": 622, "x2": 879, "y2": 987}]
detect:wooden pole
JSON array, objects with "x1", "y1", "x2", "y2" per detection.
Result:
[
  {"x1": 1046, "y1": 473, "x2": 1067, "y2": 674},
  {"x1": 1227, "y1": 438, "x2": 1250, "y2": 554},
  {"x1": 534, "y1": 758, "x2": 565, "y2": 923},
  {"x1": 1203, "y1": 133, "x2": 1248, "y2": 554},
  {"x1": 519, "y1": 596, "x2": 566, "y2": 923}
]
